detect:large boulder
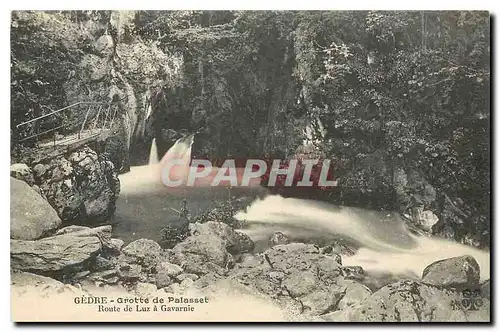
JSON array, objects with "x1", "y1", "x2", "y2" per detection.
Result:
[
  {"x1": 10, "y1": 177, "x2": 62, "y2": 240},
  {"x1": 344, "y1": 280, "x2": 489, "y2": 322},
  {"x1": 11, "y1": 234, "x2": 101, "y2": 274},
  {"x1": 31, "y1": 146, "x2": 120, "y2": 224},
  {"x1": 121, "y1": 238, "x2": 163, "y2": 269},
  {"x1": 230, "y1": 243, "x2": 345, "y2": 316},
  {"x1": 170, "y1": 234, "x2": 232, "y2": 276},
  {"x1": 189, "y1": 221, "x2": 254, "y2": 255},
  {"x1": 422, "y1": 255, "x2": 480, "y2": 288}
]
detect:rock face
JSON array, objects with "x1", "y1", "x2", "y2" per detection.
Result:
[
  {"x1": 231, "y1": 243, "x2": 345, "y2": 316},
  {"x1": 11, "y1": 234, "x2": 101, "y2": 274},
  {"x1": 344, "y1": 280, "x2": 490, "y2": 322},
  {"x1": 10, "y1": 177, "x2": 62, "y2": 240},
  {"x1": 432, "y1": 195, "x2": 490, "y2": 248},
  {"x1": 422, "y1": 255, "x2": 480, "y2": 288},
  {"x1": 31, "y1": 146, "x2": 120, "y2": 224}
]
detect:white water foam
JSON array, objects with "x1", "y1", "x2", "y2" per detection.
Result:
[
  {"x1": 235, "y1": 195, "x2": 490, "y2": 281},
  {"x1": 148, "y1": 138, "x2": 159, "y2": 165}
]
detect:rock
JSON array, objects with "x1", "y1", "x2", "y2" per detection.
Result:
[
  {"x1": 155, "y1": 262, "x2": 183, "y2": 278},
  {"x1": 31, "y1": 185, "x2": 46, "y2": 199},
  {"x1": 31, "y1": 146, "x2": 120, "y2": 224},
  {"x1": 133, "y1": 283, "x2": 158, "y2": 297},
  {"x1": 11, "y1": 271, "x2": 80, "y2": 299},
  {"x1": 189, "y1": 221, "x2": 254, "y2": 255},
  {"x1": 94, "y1": 35, "x2": 114, "y2": 57},
  {"x1": 155, "y1": 274, "x2": 172, "y2": 289},
  {"x1": 10, "y1": 177, "x2": 62, "y2": 240},
  {"x1": 265, "y1": 244, "x2": 342, "y2": 280},
  {"x1": 393, "y1": 167, "x2": 437, "y2": 214},
  {"x1": 337, "y1": 280, "x2": 372, "y2": 310},
  {"x1": 11, "y1": 163, "x2": 35, "y2": 186},
  {"x1": 320, "y1": 310, "x2": 349, "y2": 322},
  {"x1": 154, "y1": 262, "x2": 183, "y2": 288},
  {"x1": 230, "y1": 243, "x2": 344, "y2": 316},
  {"x1": 80, "y1": 53, "x2": 111, "y2": 81},
  {"x1": 11, "y1": 271, "x2": 64, "y2": 288},
  {"x1": 55, "y1": 225, "x2": 91, "y2": 236},
  {"x1": 322, "y1": 240, "x2": 357, "y2": 257},
  {"x1": 480, "y1": 280, "x2": 490, "y2": 300},
  {"x1": 72, "y1": 270, "x2": 91, "y2": 280},
  {"x1": 88, "y1": 269, "x2": 118, "y2": 283},
  {"x1": 422, "y1": 255, "x2": 480, "y2": 288},
  {"x1": 432, "y1": 194, "x2": 489, "y2": 248},
  {"x1": 234, "y1": 231, "x2": 255, "y2": 254},
  {"x1": 269, "y1": 231, "x2": 289, "y2": 246},
  {"x1": 11, "y1": 234, "x2": 101, "y2": 274},
  {"x1": 341, "y1": 266, "x2": 365, "y2": 281},
  {"x1": 419, "y1": 210, "x2": 439, "y2": 232},
  {"x1": 176, "y1": 273, "x2": 199, "y2": 282},
  {"x1": 345, "y1": 280, "x2": 489, "y2": 322},
  {"x1": 94, "y1": 256, "x2": 113, "y2": 271},
  {"x1": 171, "y1": 234, "x2": 231, "y2": 274},
  {"x1": 110, "y1": 239, "x2": 124, "y2": 251},
  {"x1": 117, "y1": 263, "x2": 142, "y2": 281},
  {"x1": 122, "y1": 238, "x2": 163, "y2": 269},
  {"x1": 239, "y1": 253, "x2": 264, "y2": 267},
  {"x1": 192, "y1": 203, "x2": 243, "y2": 228},
  {"x1": 180, "y1": 278, "x2": 195, "y2": 289}
]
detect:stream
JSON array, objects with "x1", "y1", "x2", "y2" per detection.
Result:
[{"x1": 112, "y1": 137, "x2": 491, "y2": 281}]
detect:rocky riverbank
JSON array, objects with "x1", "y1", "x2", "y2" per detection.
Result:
[
  {"x1": 10, "y1": 211, "x2": 490, "y2": 322},
  {"x1": 9, "y1": 147, "x2": 490, "y2": 322}
]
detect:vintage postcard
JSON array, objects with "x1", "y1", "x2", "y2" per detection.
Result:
[{"x1": 10, "y1": 10, "x2": 491, "y2": 322}]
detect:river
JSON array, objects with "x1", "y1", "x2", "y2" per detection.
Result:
[{"x1": 112, "y1": 138, "x2": 490, "y2": 281}]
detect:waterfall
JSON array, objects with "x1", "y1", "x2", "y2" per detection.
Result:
[{"x1": 148, "y1": 138, "x2": 159, "y2": 165}]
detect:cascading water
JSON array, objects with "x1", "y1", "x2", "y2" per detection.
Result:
[
  {"x1": 234, "y1": 195, "x2": 490, "y2": 281},
  {"x1": 117, "y1": 134, "x2": 490, "y2": 281},
  {"x1": 148, "y1": 138, "x2": 159, "y2": 165}
]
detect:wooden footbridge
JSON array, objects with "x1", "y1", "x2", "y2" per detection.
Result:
[{"x1": 16, "y1": 101, "x2": 119, "y2": 151}]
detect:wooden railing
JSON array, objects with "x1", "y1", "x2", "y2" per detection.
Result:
[{"x1": 16, "y1": 101, "x2": 119, "y2": 147}]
